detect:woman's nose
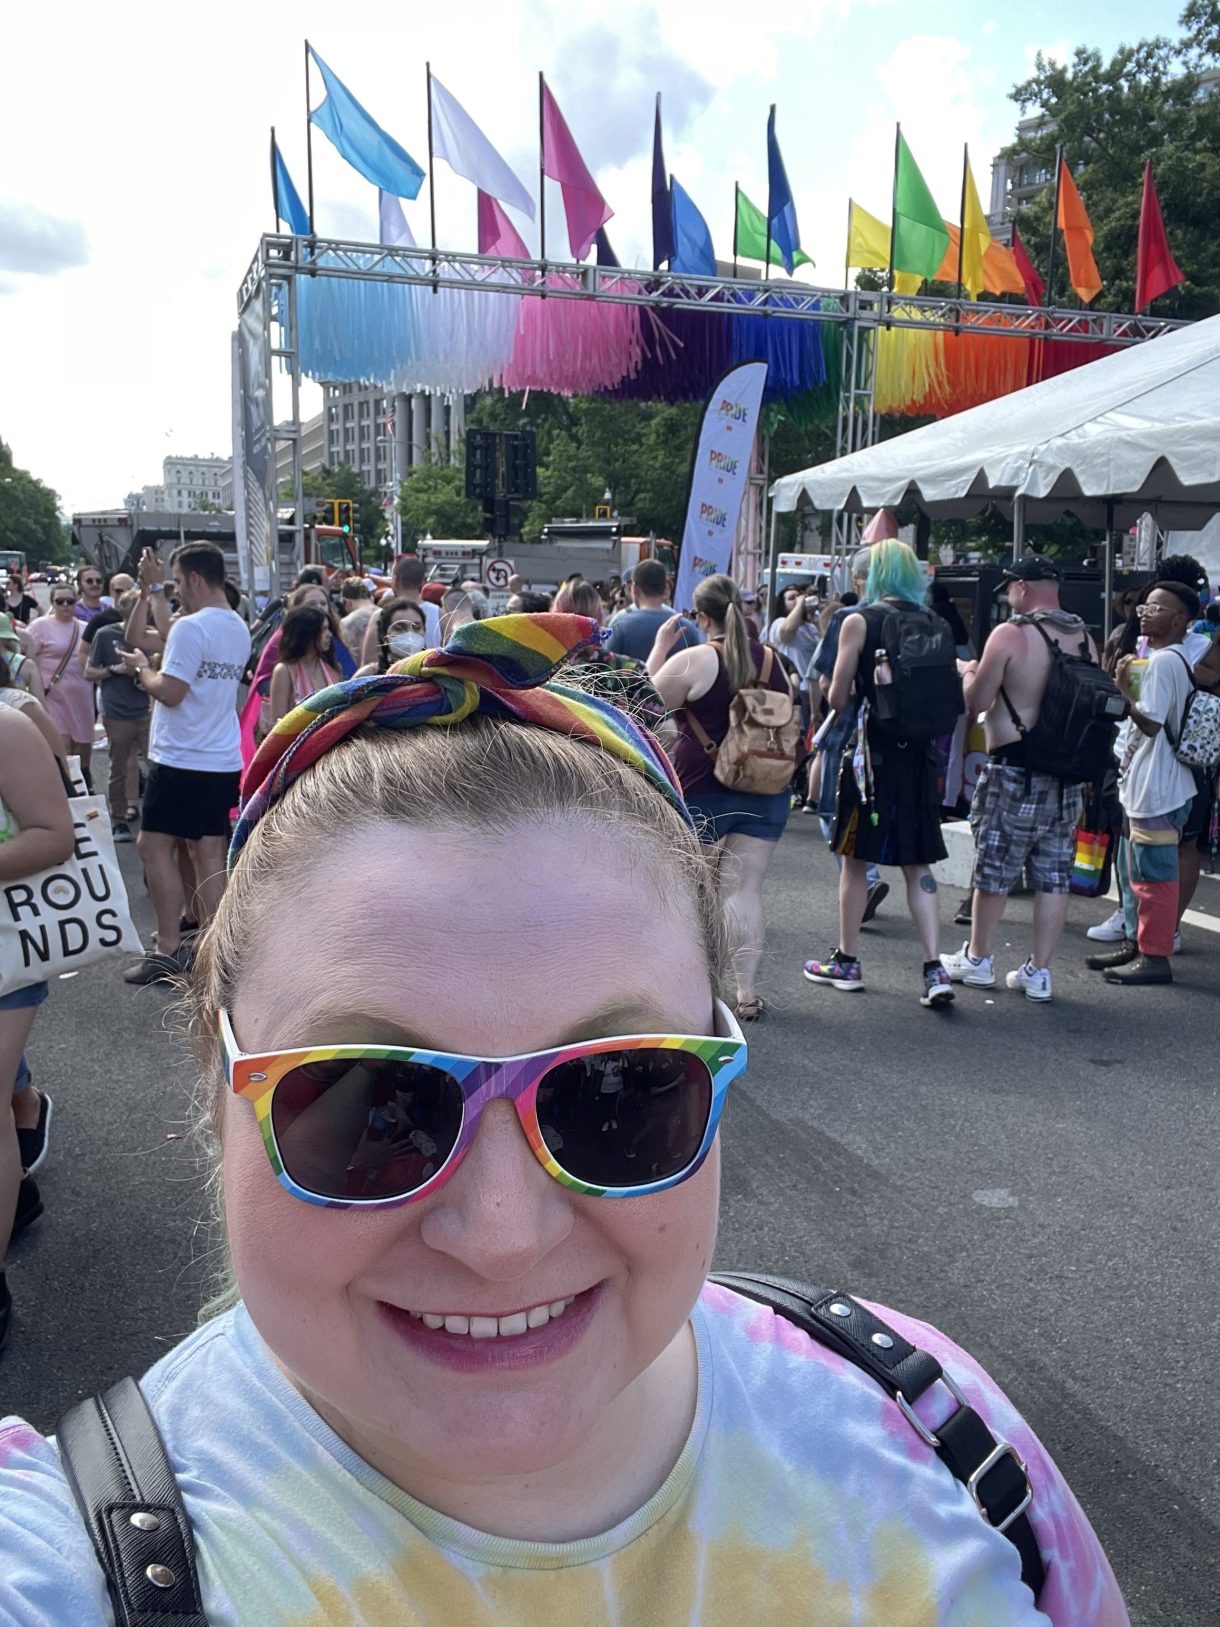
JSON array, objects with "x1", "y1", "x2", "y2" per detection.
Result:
[{"x1": 416, "y1": 1101, "x2": 573, "y2": 1279}]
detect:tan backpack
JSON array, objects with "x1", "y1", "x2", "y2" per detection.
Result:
[{"x1": 685, "y1": 645, "x2": 800, "y2": 796}]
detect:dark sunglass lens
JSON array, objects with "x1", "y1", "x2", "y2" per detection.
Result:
[
  {"x1": 536, "y1": 1050, "x2": 712, "y2": 1189},
  {"x1": 270, "y1": 1056, "x2": 463, "y2": 1200}
]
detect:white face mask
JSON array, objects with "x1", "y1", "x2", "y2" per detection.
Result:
[{"x1": 387, "y1": 630, "x2": 426, "y2": 659}]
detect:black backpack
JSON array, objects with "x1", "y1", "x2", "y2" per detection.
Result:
[
  {"x1": 55, "y1": 1275, "x2": 1045, "y2": 1624},
  {"x1": 864, "y1": 602, "x2": 964, "y2": 742},
  {"x1": 999, "y1": 618, "x2": 1127, "y2": 784}
]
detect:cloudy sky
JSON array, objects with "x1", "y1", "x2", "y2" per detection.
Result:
[{"x1": 0, "y1": 0, "x2": 1184, "y2": 514}]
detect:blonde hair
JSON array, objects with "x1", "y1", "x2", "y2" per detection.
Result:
[
  {"x1": 693, "y1": 573, "x2": 753, "y2": 694},
  {"x1": 184, "y1": 717, "x2": 726, "y2": 1316},
  {"x1": 552, "y1": 580, "x2": 602, "y2": 620}
]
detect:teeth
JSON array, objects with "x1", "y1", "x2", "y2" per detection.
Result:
[{"x1": 408, "y1": 1296, "x2": 576, "y2": 1338}]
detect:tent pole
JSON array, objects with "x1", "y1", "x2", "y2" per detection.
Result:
[
  {"x1": 765, "y1": 502, "x2": 781, "y2": 609},
  {"x1": 1103, "y1": 500, "x2": 1115, "y2": 644},
  {"x1": 1012, "y1": 494, "x2": 1026, "y2": 560}
]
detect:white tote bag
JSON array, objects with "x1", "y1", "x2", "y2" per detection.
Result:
[{"x1": 0, "y1": 793, "x2": 143, "y2": 995}]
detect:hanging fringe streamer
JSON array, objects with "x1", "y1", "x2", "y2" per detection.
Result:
[
  {"x1": 727, "y1": 293, "x2": 828, "y2": 401},
  {"x1": 873, "y1": 307, "x2": 948, "y2": 415},
  {"x1": 497, "y1": 273, "x2": 646, "y2": 394}
]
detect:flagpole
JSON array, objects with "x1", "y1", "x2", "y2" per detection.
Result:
[
  {"x1": 844, "y1": 198, "x2": 852, "y2": 293},
  {"x1": 425, "y1": 62, "x2": 437, "y2": 255},
  {"x1": 1045, "y1": 144, "x2": 1064, "y2": 309},
  {"x1": 955, "y1": 144, "x2": 968, "y2": 302},
  {"x1": 733, "y1": 182, "x2": 739, "y2": 279},
  {"x1": 886, "y1": 123, "x2": 900, "y2": 323},
  {"x1": 538, "y1": 72, "x2": 547, "y2": 266},
  {"x1": 270, "y1": 128, "x2": 278, "y2": 230},
  {"x1": 303, "y1": 41, "x2": 316, "y2": 236},
  {"x1": 763, "y1": 106, "x2": 775, "y2": 286}
]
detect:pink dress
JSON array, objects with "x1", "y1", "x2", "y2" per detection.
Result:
[{"x1": 27, "y1": 616, "x2": 95, "y2": 743}]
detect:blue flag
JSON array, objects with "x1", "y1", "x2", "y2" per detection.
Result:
[
  {"x1": 309, "y1": 46, "x2": 425, "y2": 200},
  {"x1": 670, "y1": 177, "x2": 715, "y2": 276},
  {"x1": 595, "y1": 227, "x2": 620, "y2": 268},
  {"x1": 272, "y1": 137, "x2": 310, "y2": 235},
  {"x1": 652, "y1": 94, "x2": 674, "y2": 270},
  {"x1": 766, "y1": 105, "x2": 800, "y2": 275}
]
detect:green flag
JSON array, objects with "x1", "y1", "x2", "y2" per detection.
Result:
[
  {"x1": 891, "y1": 131, "x2": 948, "y2": 280},
  {"x1": 735, "y1": 187, "x2": 813, "y2": 269}
]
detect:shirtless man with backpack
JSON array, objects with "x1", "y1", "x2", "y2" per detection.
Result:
[{"x1": 942, "y1": 556, "x2": 1117, "y2": 1003}]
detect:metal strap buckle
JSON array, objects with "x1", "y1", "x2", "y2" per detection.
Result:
[
  {"x1": 894, "y1": 1369, "x2": 967, "y2": 1450},
  {"x1": 968, "y1": 1441, "x2": 1034, "y2": 1533}
]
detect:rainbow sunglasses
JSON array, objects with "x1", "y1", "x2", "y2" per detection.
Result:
[{"x1": 220, "y1": 1002, "x2": 746, "y2": 1209}]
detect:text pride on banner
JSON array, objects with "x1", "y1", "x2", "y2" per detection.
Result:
[{"x1": 672, "y1": 361, "x2": 769, "y2": 615}]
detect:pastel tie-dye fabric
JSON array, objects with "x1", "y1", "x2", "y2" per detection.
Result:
[{"x1": 0, "y1": 1285, "x2": 1126, "y2": 1625}]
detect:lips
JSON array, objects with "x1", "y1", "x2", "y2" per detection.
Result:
[{"x1": 377, "y1": 1284, "x2": 602, "y2": 1373}]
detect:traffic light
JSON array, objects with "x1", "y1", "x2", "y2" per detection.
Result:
[
  {"x1": 504, "y1": 430, "x2": 537, "y2": 500},
  {"x1": 465, "y1": 429, "x2": 498, "y2": 501},
  {"x1": 335, "y1": 500, "x2": 354, "y2": 534}
]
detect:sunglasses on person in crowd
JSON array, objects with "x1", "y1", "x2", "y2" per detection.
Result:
[
  {"x1": 220, "y1": 1003, "x2": 747, "y2": 1209},
  {"x1": 53, "y1": 596, "x2": 78, "y2": 607}
]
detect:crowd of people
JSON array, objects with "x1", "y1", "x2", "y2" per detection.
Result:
[
  {"x1": 0, "y1": 545, "x2": 1133, "y2": 1621},
  {"x1": 3, "y1": 529, "x2": 1215, "y2": 1618}
]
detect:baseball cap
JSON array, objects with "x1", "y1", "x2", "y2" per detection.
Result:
[{"x1": 996, "y1": 555, "x2": 1061, "y2": 591}]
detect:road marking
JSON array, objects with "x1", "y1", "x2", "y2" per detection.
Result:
[{"x1": 972, "y1": 1189, "x2": 1019, "y2": 1208}]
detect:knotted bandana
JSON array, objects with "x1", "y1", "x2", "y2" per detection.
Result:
[{"x1": 230, "y1": 612, "x2": 693, "y2": 870}]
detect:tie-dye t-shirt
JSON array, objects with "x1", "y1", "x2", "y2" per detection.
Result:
[{"x1": 0, "y1": 1284, "x2": 1126, "y2": 1626}]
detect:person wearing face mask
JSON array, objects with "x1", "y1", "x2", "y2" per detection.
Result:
[
  {"x1": 356, "y1": 599, "x2": 429, "y2": 676},
  {"x1": 265, "y1": 607, "x2": 344, "y2": 732}
]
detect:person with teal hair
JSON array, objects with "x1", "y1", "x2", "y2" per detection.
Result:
[
  {"x1": 864, "y1": 538, "x2": 929, "y2": 608},
  {"x1": 804, "y1": 540, "x2": 957, "y2": 1008}
]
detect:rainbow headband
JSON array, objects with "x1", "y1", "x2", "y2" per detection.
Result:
[{"x1": 230, "y1": 612, "x2": 693, "y2": 869}]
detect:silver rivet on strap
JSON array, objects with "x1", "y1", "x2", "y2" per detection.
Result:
[
  {"x1": 129, "y1": 1511, "x2": 161, "y2": 1532},
  {"x1": 828, "y1": 1301, "x2": 852, "y2": 1318},
  {"x1": 146, "y1": 1564, "x2": 176, "y2": 1590},
  {"x1": 871, "y1": 1332, "x2": 895, "y2": 1350}
]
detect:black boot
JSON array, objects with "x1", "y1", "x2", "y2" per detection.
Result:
[
  {"x1": 1086, "y1": 939, "x2": 1138, "y2": 971},
  {"x1": 1104, "y1": 954, "x2": 1173, "y2": 985}
]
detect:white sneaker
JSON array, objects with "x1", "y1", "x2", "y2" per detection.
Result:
[
  {"x1": 1006, "y1": 962, "x2": 1053, "y2": 1001},
  {"x1": 941, "y1": 942, "x2": 996, "y2": 987},
  {"x1": 1086, "y1": 910, "x2": 1126, "y2": 942}
]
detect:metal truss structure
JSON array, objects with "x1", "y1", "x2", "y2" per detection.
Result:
[{"x1": 235, "y1": 234, "x2": 1186, "y2": 595}]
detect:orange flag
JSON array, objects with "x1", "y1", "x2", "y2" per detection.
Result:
[
  {"x1": 932, "y1": 223, "x2": 1028, "y2": 297},
  {"x1": 1056, "y1": 156, "x2": 1103, "y2": 305}
]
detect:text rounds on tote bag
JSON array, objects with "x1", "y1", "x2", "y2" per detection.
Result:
[{"x1": 0, "y1": 800, "x2": 142, "y2": 992}]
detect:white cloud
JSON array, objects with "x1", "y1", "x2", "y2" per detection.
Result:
[{"x1": 0, "y1": 203, "x2": 88, "y2": 278}]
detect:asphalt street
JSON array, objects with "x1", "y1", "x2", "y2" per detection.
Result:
[{"x1": 2, "y1": 796, "x2": 1216, "y2": 1624}]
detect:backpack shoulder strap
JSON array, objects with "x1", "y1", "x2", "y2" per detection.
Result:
[
  {"x1": 57, "y1": 1378, "x2": 208, "y2": 1626},
  {"x1": 710, "y1": 1271, "x2": 1044, "y2": 1601},
  {"x1": 759, "y1": 645, "x2": 775, "y2": 687}
]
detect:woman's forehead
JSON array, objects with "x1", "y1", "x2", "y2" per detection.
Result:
[{"x1": 235, "y1": 820, "x2": 711, "y2": 1054}]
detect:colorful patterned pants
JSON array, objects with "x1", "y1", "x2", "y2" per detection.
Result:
[{"x1": 1116, "y1": 800, "x2": 1191, "y2": 957}]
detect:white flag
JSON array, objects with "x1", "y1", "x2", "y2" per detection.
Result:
[
  {"x1": 379, "y1": 190, "x2": 416, "y2": 247},
  {"x1": 429, "y1": 73, "x2": 535, "y2": 220}
]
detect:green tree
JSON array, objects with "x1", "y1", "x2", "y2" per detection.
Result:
[
  {"x1": 1002, "y1": 7, "x2": 1220, "y2": 315},
  {"x1": 293, "y1": 464, "x2": 388, "y2": 560},
  {"x1": 397, "y1": 457, "x2": 484, "y2": 544},
  {"x1": 0, "y1": 440, "x2": 65, "y2": 565}
]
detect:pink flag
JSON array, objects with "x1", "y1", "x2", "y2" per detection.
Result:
[
  {"x1": 541, "y1": 80, "x2": 612, "y2": 259},
  {"x1": 478, "y1": 190, "x2": 530, "y2": 259}
]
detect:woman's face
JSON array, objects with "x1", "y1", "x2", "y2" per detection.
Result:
[
  {"x1": 317, "y1": 620, "x2": 333, "y2": 654},
  {"x1": 52, "y1": 590, "x2": 77, "y2": 619},
  {"x1": 300, "y1": 587, "x2": 329, "y2": 614},
  {"x1": 224, "y1": 818, "x2": 718, "y2": 1499},
  {"x1": 387, "y1": 608, "x2": 425, "y2": 640}
]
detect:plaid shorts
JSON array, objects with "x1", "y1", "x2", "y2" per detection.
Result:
[{"x1": 970, "y1": 762, "x2": 1084, "y2": 895}]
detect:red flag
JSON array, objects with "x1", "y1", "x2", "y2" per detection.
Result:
[
  {"x1": 1135, "y1": 161, "x2": 1184, "y2": 312},
  {"x1": 1010, "y1": 224, "x2": 1045, "y2": 305},
  {"x1": 540, "y1": 79, "x2": 612, "y2": 259}
]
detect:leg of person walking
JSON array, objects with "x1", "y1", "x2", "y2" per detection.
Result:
[
  {"x1": 105, "y1": 716, "x2": 140, "y2": 832},
  {"x1": 838, "y1": 856, "x2": 871, "y2": 959},
  {"x1": 0, "y1": 1001, "x2": 39, "y2": 1354},
  {"x1": 188, "y1": 834, "x2": 230, "y2": 929},
  {"x1": 902, "y1": 865, "x2": 942, "y2": 961},
  {"x1": 718, "y1": 833, "x2": 776, "y2": 1018},
  {"x1": 1105, "y1": 813, "x2": 1186, "y2": 985},
  {"x1": 137, "y1": 830, "x2": 187, "y2": 957}
]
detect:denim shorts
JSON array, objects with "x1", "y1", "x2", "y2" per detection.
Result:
[
  {"x1": 0, "y1": 981, "x2": 49, "y2": 1013},
  {"x1": 686, "y1": 789, "x2": 790, "y2": 845}
]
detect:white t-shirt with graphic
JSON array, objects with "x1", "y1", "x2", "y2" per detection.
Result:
[
  {"x1": 150, "y1": 606, "x2": 251, "y2": 773},
  {"x1": 1117, "y1": 640, "x2": 1196, "y2": 819}
]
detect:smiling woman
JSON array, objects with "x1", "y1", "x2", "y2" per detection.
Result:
[{"x1": 0, "y1": 616, "x2": 1127, "y2": 1625}]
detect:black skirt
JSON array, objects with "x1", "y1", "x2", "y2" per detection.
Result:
[{"x1": 831, "y1": 728, "x2": 947, "y2": 867}]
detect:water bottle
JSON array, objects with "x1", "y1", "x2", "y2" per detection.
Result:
[{"x1": 874, "y1": 648, "x2": 893, "y2": 687}]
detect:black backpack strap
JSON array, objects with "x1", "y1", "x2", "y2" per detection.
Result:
[
  {"x1": 711, "y1": 1272, "x2": 1044, "y2": 1601},
  {"x1": 57, "y1": 1378, "x2": 208, "y2": 1626}
]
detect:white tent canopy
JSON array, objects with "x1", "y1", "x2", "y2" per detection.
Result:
[{"x1": 771, "y1": 313, "x2": 1220, "y2": 531}]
